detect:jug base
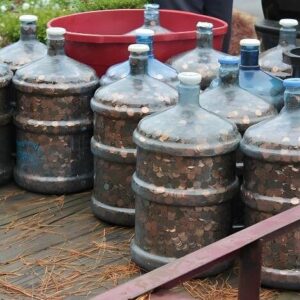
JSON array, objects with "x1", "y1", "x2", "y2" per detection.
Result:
[
  {"x1": 131, "y1": 239, "x2": 232, "y2": 277},
  {"x1": 262, "y1": 266, "x2": 300, "y2": 290},
  {"x1": 91, "y1": 195, "x2": 135, "y2": 227},
  {"x1": 14, "y1": 169, "x2": 93, "y2": 194}
]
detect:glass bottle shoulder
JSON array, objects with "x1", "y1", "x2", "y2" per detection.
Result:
[
  {"x1": 127, "y1": 25, "x2": 171, "y2": 35},
  {"x1": 0, "y1": 40, "x2": 46, "y2": 71},
  {"x1": 241, "y1": 109, "x2": 300, "y2": 159},
  {"x1": 101, "y1": 58, "x2": 178, "y2": 87},
  {"x1": 95, "y1": 74, "x2": 178, "y2": 108},
  {"x1": 14, "y1": 54, "x2": 97, "y2": 85},
  {"x1": 138, "y1": 99, "x2": 238, "y2": 143},
  {"x1": 100, "y1": 61, "x2": 129, "y2": 86},
  {"x1": 168, "y1": 48, "x2": 223, "y2": 68},
  {"x1": 200, "y1": 84, "x2": 277, "y2": 131},
  {"x1": 259, "y1": 45, "x2": 293, "y2": 78},
  {"x1": 148, "y1": 59, "x2": 178, "y2": 85},
  {"x1": 239, "y1": 68, "x2": 284, "y2": 109}
]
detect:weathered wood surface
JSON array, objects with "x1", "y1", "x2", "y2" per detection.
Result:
[
  {"x1": 0, "y1": 183, "x2": 137, "y2": 299},
  {"x1": 0, "y1": 183, "x2": 299, "y2": 300}
]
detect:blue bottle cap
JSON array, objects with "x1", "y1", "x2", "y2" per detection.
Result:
[
  {"x1": 218, "y1": 56, "x2": 240, "y2": 65},
  {"x1": 283, "y1": 78, "x2": 300, "y2": 88}
]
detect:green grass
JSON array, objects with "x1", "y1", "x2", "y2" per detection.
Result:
[
  {"x1": 72, "y1": 0, "x2": 147, "y2": 11},
  {"x1": 0, "y1": 0, "x2": 148, "y2": 46}
]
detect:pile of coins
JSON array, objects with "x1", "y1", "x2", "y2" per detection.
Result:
[
  {"x1": 13, "y1": 27, "x2": 99, "y2": 194},
  {"x1": 131, "y1": 72, "x2": 240, "y2": 274},
  {"x1": 0, "y1": 8, "x2": 299, "y2": 293},
  {"x1": 91, "y1": 44, "x2": 178, "y2": 226},
  {"x1": 168, "y1": 22, "x2": 224, "y2": 90},
  {"x1": 241, "y1": 78, "x2": 300, "y2": 290},
  {"x1": 259, "y1": 19, "x2": 298, "y2": 80},
  {"x1": 0, "y1": 64, "x2": 13, "y2": 185}
]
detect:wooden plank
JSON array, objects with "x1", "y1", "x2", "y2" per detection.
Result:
[
  {"x1": 0, "y1": 193, "x2": 90, "y2": 239},
  {"x1": 0, "y1": 184, "x2": 292, "y2": 300},
  {"x1": 0, "y1": 197, "x2": 91, "y2": 254},
  {"x1": 11, "y1": 228, "x2": 133, "y2": 287},
  {"x1": 0, "y1": 189, "x2": 91, "y2": 226},
  {"x1": 0, "y1": 183, "x2": 25, "y2": 197},
  {"x1": 0, "y1": 184, "x2": 135, "y2": 299},
  {"x1": 0, "y1": 222, "x2": 135, "y2": 299},
  {"x1": 0, "y1": 209, "x2": 96, "y2": 262}
]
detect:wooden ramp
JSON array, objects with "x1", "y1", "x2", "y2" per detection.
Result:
[
  {"x1": 0, "y1": 183, "x2": 137, "y2": 299},
  {"x1": 0, "y1": 183, "x2": 298, "y2": 299}
]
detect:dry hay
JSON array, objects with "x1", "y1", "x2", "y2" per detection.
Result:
[
  {"x1": 183, "y1": 277, "x2": 279, "y2": 300},
  {"x1": 0, "y1": 227, "x2": 139, "y2": 299},
  {"x1": 0, "y1": 189, "x2": 284, "y2": 300},
  {"x1": 0, "y1": 195, "x2": 139, "y2": 299},
  {"x1": 0, "y1": 208, "x2": 282, "y2": 300},
  {"x1": 136, "y1": 294, "x2": 151, "y2": 300}
]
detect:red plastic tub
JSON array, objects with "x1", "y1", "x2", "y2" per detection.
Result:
[{"x1": 48, "y1": 9, "x2": 227, "y2": 76}]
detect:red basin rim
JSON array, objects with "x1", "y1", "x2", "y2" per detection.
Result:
[{"x1": 48, "y1": 9, "x2": 228, "y2": 44}]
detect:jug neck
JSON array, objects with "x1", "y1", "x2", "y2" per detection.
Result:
[
  {"x1": 144, "y1": 4, "x2": 160, "y2": 27},
  {"x1": 20, "y1": 22, "x2": 37, "y2": 41},
  {"x1": 47, "y1": 38, "x2": 65, "y2": 56},
  {"x1": 219, "y1": 63, "x2": 239, "y2": 86},
  {"x1": 178, "y1": 83, "x2": 201, "y2": 107},
  {"x1": 136, "y1": 35, "x2": 154, "y2": 58},
  {"x1": 129, "y1": 51, "x2": 148, "y2": 76},
  {"x1": 240, "y1": 45, "x2": 260, "y2": 70},
  {"x1": 197, "y1": 27, "x2": 213, "y2": 49},
  {"x1": 279, "y1": 27, "x2": 297, "y2": 47}
]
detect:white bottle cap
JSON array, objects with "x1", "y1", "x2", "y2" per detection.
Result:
[
  {"x1": 47, "y1": 27, "x2": 66, "y2": 40},
  {"x1": 145, "y1": 3, "x2": 159, "y2": 9},
  {"x1": 135, "y1": 29, "x2": 155, "y2": 37},
  {"x1": 197, "y1": 22, "x2": 213, "y2": 29},
  {"x1": 178, "y1": 72, "x2": 202, "y2": 85},
  {"x1": 128, "y1": 44, "x2": 150, "y2": 53},
  {"x1": 240, "y1": 39, "x2": 261, "y2": 47},
  {"x1": 19, "y1": 15, "x2": 38, "y2": 23},
  {"x1": 279, "y1": 19, "x2": 298, "y2": 28}
]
